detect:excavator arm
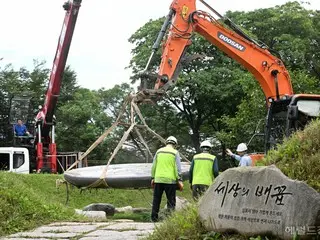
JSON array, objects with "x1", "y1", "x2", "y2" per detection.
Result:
[
  {"x1": 150, "y1": 0, "x2": 293, "y2": 102},
  {"x1": 145, "y1": 0, "x2": 320, "y2": 159},
  {"x1": 137, "y1": 0, "x2": 320, "y2": 159},
  {"x1": 35, "y1": 0, "x2": 82, "y2": 173}
]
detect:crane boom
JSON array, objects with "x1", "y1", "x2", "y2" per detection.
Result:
[{"x1": 35, "y1": 0, "x2": 82, "y2": 173}]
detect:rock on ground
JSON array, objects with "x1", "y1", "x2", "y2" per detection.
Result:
[
  {"x1": 199, "y1": 165, "x2": 320, "y2": 240},
  {"x1": 83, "y1": 203, "x2": 116, "y2": 216}
]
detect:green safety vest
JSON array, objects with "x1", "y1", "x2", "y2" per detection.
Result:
[
  {"x1": 152, "y1": 146, "x2": 178, "y2": 184},
  {"x1": 192, "y1": 152, "x2": 216, "y2": 186}
]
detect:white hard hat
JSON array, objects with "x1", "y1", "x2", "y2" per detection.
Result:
[
  {"x1": 200, "y1": 140, "x2": 212, "y2": 148},
  {"x1": 236, "y1": 143, "x2": 248, "y2": 152},
  {"x1": 166, "y1": 136, "x2": 177, "y2": 145}
]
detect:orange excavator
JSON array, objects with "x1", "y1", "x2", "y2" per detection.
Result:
[{"x1": 140, "y1": 0, "x2": 320, "y2": 164}]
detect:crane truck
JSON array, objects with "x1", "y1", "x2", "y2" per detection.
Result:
[{"x1": 0, "y1": 0, "x2": 82, "y2": 174}]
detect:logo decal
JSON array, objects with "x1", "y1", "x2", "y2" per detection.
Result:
[
  {"x1": 182, "y1": 6, "x2": 188, "y2": 19},
  {"x1": 218, "y1": 32, "x2": 246, "y2": 52}
]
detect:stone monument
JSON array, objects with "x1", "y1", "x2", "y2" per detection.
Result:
[{"x1": 199, "y1": 165, "x2": 320, "y2": 240}]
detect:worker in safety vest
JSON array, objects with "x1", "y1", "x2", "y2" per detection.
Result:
[
  {"x1": 189, "y1": 140, "x2": 219, "y2": 200},
  {"x1": 226, "y1": 143, "x2": 252, "y2": 166},
  {"x1": 151, "y1": 136, "x2": 183, "y2": 222}
]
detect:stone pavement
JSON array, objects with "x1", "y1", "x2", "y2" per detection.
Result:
[{"x1": 1, "y1": 220, "x2": 158, "y2": 240}]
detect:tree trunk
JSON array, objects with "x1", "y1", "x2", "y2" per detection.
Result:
[{"x1": 191, "y1": 130, "x2": 200, "y2": 152}]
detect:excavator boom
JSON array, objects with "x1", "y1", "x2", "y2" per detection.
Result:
[
  {"x1": 154, "y1": 0, "x2": 293, "y2": 102},
  {"x1": 143, "y1": 0, "x2": 320, "y2": 159}
]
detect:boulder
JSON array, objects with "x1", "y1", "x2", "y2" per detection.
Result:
[
  {"x1": 199, "y1": 165, "x2": 320, "y2": 240},
  {"x1": 115, "y1": 206, "x2": 133, "y2": 213},
  {"x1": 75, "y1": 209, "x2": 106, "y2": 219},
  {"x1": 83, "y1": 203, "x2": 115, "y2": 216},
  {"x1": 115, "y1": 206, "x2": 149, "y2": 213}
]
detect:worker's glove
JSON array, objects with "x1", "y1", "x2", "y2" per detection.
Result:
[
  {"x1": 177, "y1": 181, "x2": 184, "y2": 191},
  {"x1": 151, "y1": 179, "x2": 155, "y2": 189}
]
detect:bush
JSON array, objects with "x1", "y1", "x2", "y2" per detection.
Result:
[
  {"x1": 146, "y1": 205, "x2": 273, "y2": 240},
  {"x1": 146, "y1": 204, "x2": 207, "y2": 240},
  {"x1": 262, "y1": 119, "x2": 320, "y2": 191}
]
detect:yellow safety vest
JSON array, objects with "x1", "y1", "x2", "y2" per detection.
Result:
[
  {"x1": 152, "y1": 146, "x2": 178, "y2": 184},
  {"x1": 192, "y1": 152, "x2": 216, "y2": 186}
]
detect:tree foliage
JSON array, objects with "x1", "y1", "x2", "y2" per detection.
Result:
[
  {"x1": 127, "y1": 1, "x2": 320, "y2": 166},
  {"x1": 1, "y1": 1, "x2": 319, "y2": 165},
  {"x1": 226, "y1": 1, "x2": 320, "y2": 79}
]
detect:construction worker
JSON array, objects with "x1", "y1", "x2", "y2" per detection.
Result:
[
  {"x1": 226, "y1": 143, "x2": 252, "y2": 166},
  {"x1": 151, "y1": 136, "x2": 183, "y2": 222},
  {"x1": 189, "y1": 140, "x2": 219, "y2": 200}
]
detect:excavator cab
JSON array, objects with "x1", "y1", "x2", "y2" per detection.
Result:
[
  {"x1": 247, "y1": 94, "x2": 320, "y2": 165},
  {"x1": 264, "y1": 94, "x2": 320, "y2": 152},
  {"x1": 286, "y1": 94, "x2": 320, "y2": 131}
]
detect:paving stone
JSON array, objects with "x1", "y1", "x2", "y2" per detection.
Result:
[
  {"x1": 7, "y1": 224, "x2": 98, "y2": 239},
  {"x1": 8, "y1": 231, "x2": 78, "y2": 238},
  {"x1": 48, "y1": 221, "x2": 110, "y2": 227},
  {"x1": 1, "y1": 221, "x2": 157, "y2": 240},
  {"x1": 83, "y1": 229, "x2": 153, "y2": 240},
  {"x1": 102, "y1": 222, "x2": 157, "y2": 231},
  {"x1": 1, "y1": 238, "x2": 67, "y2": 240},
  {"x1": 48, "y1": 221, "x2": 102, "y2": 226},
  {"x1": 39, "y1": 224, "x2": 98, "y2": 233},
  {"x1": 113, "y1": 219, "x2": 134, "y2": 222}
]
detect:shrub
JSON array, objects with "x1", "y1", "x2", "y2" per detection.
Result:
[{"x1": 262, "y1": 119, "x2": 320, "y2": 191}]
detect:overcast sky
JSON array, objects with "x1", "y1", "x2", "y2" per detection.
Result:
[{"x1": 0, "y1": 0, "x2": 319, "y2": 90}]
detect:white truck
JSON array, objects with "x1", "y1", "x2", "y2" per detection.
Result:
[{"x1": 0, "y1": 147, "x2": 30, "y2": 174}]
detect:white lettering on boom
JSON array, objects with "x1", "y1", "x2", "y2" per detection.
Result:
[{"x1": 218, "y1": 33, "x2": 246, "y2": 52}]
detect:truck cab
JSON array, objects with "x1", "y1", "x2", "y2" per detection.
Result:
[{"x1": 0, "y1": 147, "x2": 29, "y2": 174}]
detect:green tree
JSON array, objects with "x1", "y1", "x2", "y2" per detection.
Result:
[
  {"x1": 55, "y1": 88, "x2": 110, "y2": 158},
  {"x1": 98, "y1": 83, "x2": 133, "y2": 120},
  {"x1": 0, "y1": 64, "x2": 24, "y2": 96},
  {"x1": 58, "y1": 65, "x2": 79, "y2": 105},
  {"x1": 220, "y1": 2, "x2": 320, "y2": 154},
  {"x1": 26, "y1": 60, "x2": 49, "y2": 113},
  {"x1": 164, "y1": 67, "x2": 244, "y2": 152},
  {"x1": 128, "y1": 18, "x2": 247, "y2": 154},
  {"x1": 226, "y1": 1, "x2": 320, "y2": 80}
]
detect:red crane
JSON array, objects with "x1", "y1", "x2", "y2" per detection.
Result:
[{"x1": 35, "y1": 0, "x2": 82, "y2": 173}]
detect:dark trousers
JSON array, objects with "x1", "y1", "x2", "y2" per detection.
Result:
[
  {"x1": 151, "y1": 183, "x2": 176, "y2": 222},
  {"x1": 192, "y1": 184, "x2": 209, "y2": 201}
]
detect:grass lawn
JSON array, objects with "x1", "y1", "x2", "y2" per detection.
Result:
[{"x1": 0, "y1": 172, "x2": 193, "y2": 236}]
